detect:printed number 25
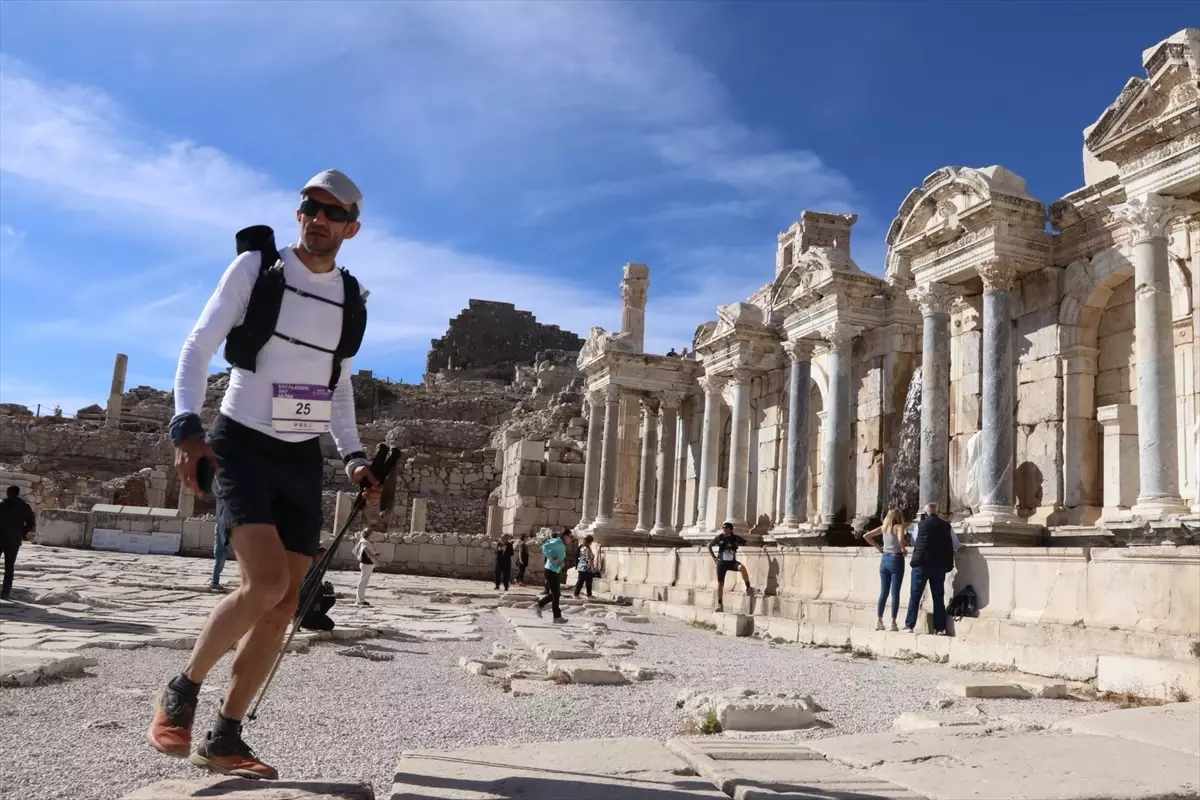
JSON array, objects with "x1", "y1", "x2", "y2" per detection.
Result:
[{"x1": 295, "y1": 402, "x2": 312, "y2": 415}]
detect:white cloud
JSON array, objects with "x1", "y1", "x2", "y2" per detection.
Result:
[{"x1": 0, "y1": 54, "x2": 763, "y2": 378}]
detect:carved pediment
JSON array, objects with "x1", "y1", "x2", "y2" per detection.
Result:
[
  {"x1": 713, "y1": 302, "x2": 766, "y2": 337},
  {"x1": 692, "y1": 321, "x2": 718, "y2": 351},
  {"x1": 1085, "y1": 29, "x2": 1200, "y2": 164},
  {"x1": 577, "y1": 326, "x2": 637, "y2": 368}
]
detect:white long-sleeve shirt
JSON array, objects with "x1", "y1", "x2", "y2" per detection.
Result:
[{"x1": 173, "y1": 245, "x2": 365, "y2": 458}]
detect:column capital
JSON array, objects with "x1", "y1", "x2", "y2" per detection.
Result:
[
  {"x1": 783, "y1": 338, "x2": 815, "y2": 362},
  {"x1": 907, "y1": 282, "x2": 958, "y2": 316},
  {"x1": 819, "y1": 322, "x2": 862, "y2": 351},
  {"x1": 587, "y1": 387, "x2": 607, "y2": 406},
  {"x1": 1061, "y1": 345, "x2": 1099, "y2": 375},
  {"x1": 730, "y1": 368, "x2": 754, "y2": 386},
  {"x1": 640, "y1": 396, "x2": 660, "y2": 416},
  {"x1": 1114, "y1": 193, "x2": 1200, "y2": 245},
  {"x1": 698, "y1": 373, "x2": 727, "y2": 396},
  {"x1": 658, "y1": 390, "x2": 686, "y2": 410},
  {"x1": 601, "y1": 384, "x2": 622, "y2": 402},
  {"x1": 977, "y1": 259, "x2": 1019, "y2": 292}
]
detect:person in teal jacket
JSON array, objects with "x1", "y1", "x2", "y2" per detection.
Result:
[{"x1": 534, "y1": 528, "x2": 568, "y2": 623}]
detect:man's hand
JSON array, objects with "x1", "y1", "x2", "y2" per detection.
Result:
[
  {"x1": 175, "y1": 436, "x2": 218, "y2": 495},
  {"x1": 351, "y1": 466, "x2": 382, "y2": 505}
]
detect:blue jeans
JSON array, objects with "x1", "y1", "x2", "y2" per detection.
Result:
[
  {"x1": 211, "y1": 521, "x2": 228, "y2": 587},
  {"x1": 877, "y1": 554, "x2": 905, "y2": 620},
  {"x1": 904, "y1": 566, "x2": 948, "y2": 632}
]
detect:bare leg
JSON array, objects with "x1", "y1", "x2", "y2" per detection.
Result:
[
  {"x1": 739, "y1": 564, "x2": 752, "y2": 591},
  {"x1": 221, "y1": 551, "x2": 311, "y2": 720},
  {"x1": 182, "y1": 524, "x2": 291, "y2": 684},
  {"x1": 715, "y1": 565, "x2": 724, "y2": 607}
]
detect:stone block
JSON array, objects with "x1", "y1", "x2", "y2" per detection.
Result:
[
  {"x1": 546, "y1": 660, "x2": 627, "y2": 685},
  {"x1": 517, "y1": 440, "x2": 545, "y2": 462},
  {"x1": 893, "y1": 711, "x2": 987, "y2": 732},
  {"x1": 679, "y1": 688, "x2": 817, "y2": 732},
  {"x1": 1096, "y1": 655, "x2": 1200, "y2": 701},
  {"x1": 1016, "y1": 376, "x2": 1062, "y2": 425},
  {"x1": 536, "y1": 476, "x2": 560, "y2": 496},
  {"x1": 938, "y1": 675, "x2": 1065, "y2": 699},
  {"x1": 510, "y1": 679, "x2": 551, "y2": 697}
]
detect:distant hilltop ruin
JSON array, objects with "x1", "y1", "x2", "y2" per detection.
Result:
[{"x1": 425, "y1": 299, "x2": 585, "y2": 383}]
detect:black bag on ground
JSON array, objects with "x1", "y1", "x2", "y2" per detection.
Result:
[{"x1": 946, "y1": 584, "x2": 979, "y2": 619}]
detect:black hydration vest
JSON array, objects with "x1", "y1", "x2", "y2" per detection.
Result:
[{"x1": 223, "y1": 225, "x2": 367, "y2": 391}]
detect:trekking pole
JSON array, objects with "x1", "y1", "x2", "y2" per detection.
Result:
[{"x1": 247, "y1": 443, "x2": 401, "y2": 721}]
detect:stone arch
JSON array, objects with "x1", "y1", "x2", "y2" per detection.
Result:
[{"x1": 1058, "y1": 245, "x2": 1135, "y2": 349}]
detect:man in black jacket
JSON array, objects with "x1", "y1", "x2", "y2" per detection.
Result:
[
  {"x1": 903, "y1": 502, "x2": 954, "y2": 634},
  {"x1": 0, "y1": 486, "x2": 36, "y2": 600}
]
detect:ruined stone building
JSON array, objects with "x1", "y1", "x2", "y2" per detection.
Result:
[
  {"x1": 425, "y1": 299, "x2": 585, "y2": 381},
  {"x1": 576, "y1": 28, "x2": 1200, "y2": 548}
]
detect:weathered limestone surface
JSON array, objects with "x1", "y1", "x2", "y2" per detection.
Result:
[{"x1": 122, "y1": 779, "x2": 374, "y2": 799}]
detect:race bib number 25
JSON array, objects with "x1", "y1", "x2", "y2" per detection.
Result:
[{"x1": 272, "y1": 383, "x2": 333, "y2": 434}]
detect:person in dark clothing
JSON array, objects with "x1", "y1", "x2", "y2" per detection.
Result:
[
  {"x1": 513, "y1": 535, "x2": 529, "y2": 586},
  {"x1": 0, "y1": 486, "x2": 36, "y2": 601},
  {"x1": 573, "y1": 534, "x2": 597, "y2": 599},
  {"x1": 559, "y1": 529, "x2": 575, "y2": 587},
  {"x1": 493, "y1": 535, "x2": 514, "y2": 590},
  {"x1": 708, "y1": 522, "x2": 753, "y2": 612},
  {"x1": 298, "y1": 546, "x2": 337, "y2": 631},
  {"x1": 904, "y1": 502, "x2": 955, "y2": 634}
]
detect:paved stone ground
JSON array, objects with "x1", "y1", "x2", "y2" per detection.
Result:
[{"x1": 1, "y1": 545, "x2": 1177, "y2": 800}]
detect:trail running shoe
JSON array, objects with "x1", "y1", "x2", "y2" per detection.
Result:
[
  {"x1": 188, "y1": 728, "x2": 278, "y2": 779},
  {"x1": 147, "y1": 684, "x2": 196, "y2": 757}
]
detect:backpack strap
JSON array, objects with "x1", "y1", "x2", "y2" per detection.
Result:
[
  {"x1": 328, "y1": 268, "x2": 367, "y2": 390},
  {"x1": 225, "y1": 227, "x2": 284, "y2": 372}
]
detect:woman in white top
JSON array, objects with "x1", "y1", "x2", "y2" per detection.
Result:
[
  {"x1": 863, "y1": 507, "x2": 908, "y2": 631},
  {"x1": 353, "y1": 529, "x2": 379, "y2": 607}
]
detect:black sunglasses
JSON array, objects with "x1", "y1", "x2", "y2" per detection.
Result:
[{"x1": 299, "y1": 197, "x2": 358, "y2": 223}]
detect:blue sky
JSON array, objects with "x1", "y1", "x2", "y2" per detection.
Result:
[{"x1": 0, "y1": 1, "x2": 1193, "y2": 414}]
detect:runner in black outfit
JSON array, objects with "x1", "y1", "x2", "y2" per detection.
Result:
[{"x1": 708, "y1": 522, "x2": 753, "y2": 612}]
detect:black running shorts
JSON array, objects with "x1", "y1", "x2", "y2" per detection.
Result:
[
  {"x1": 208, "y1": 414, "x2": 324, "y2": 557},
  {"x1": 716, "y1": 560, "x2": 740, "y2": 582}
]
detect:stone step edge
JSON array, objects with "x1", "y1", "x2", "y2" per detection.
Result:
[
  {"x1": 664, "y1": 738, "x2": 925, "y2": 800},
  {"x1": 608, "y1": 593, "x2": 1200, "y2": 700}
]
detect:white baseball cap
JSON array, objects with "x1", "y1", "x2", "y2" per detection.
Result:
[{"x1": 301, "y1": 169, "x2": 363, "y2": 211}]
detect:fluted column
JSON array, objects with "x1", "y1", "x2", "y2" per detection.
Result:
[
  {"x1": 725, "y1": 369, "x2": 752, "y2": 534},
  {"x1": 819, "y1": 323, "x2": 861, "y2": 529},
  {"x1": 693, "y1": 374, "x2": 727, "y2": 530},
  {"x1": 976, "y1": 260, "x2": 1020, "y2": 521},
  {"x1": 909, "y1": 283, "x2": 956, "y2": 512},
  {"x1": 634, "y1": 397, "x2": 659, "y2": 533},
  {"x1": 1115, "y1": 193, "x2": 1198, "y2": 516},
  {"x1": 781, "y1": 339, "x2": 814, "y2": 528},
  {"x1": 652, "y1": 392, "x2": 683, "y2": 536},
  {"x1": 579, "y1": 389, "x2": 604, "y2": 527},
  {"x1": 594, "y1": 384, "x2": 623, "y2": 527}
]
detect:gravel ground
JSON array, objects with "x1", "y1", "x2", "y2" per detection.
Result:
[{"x1": 0, "y1": 602, "x2": 1116, "y2": 800}]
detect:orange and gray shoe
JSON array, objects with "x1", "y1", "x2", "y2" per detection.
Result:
[
  {"x1": 188, "y1": 729, "x2": 279, "y2": 780},
  {"x1": 147, "y1": 684, "x2": 197, "y2": 757}
]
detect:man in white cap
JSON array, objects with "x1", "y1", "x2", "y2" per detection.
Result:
[{"x1": 148, "y1": 170, "x2": 380, "y2": 779}]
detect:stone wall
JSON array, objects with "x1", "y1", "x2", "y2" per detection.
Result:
[
  {"x1": 34, "y1": 508, "x2": 545, "y2": 584},
  {"x1": 0, "y1": 417, "x2": 173, "y2": 480},
  {"x1": 426, "y1": 299, "x2": 584, "y2": 379},
  {"x1": 499, "y1": 438, "x2": 585, "y2": 537},
  {"x1": 597, "y1": 544, "x2": 1200, "y2": 700}
]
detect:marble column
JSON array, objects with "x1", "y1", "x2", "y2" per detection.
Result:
[
  {"x1": 693, "y1": 374, "x2": 727, "y2": 529},
  {"x1": 634, "y1": 398, "x2": 659, "y2": 533},
  {"x1": 672, "y1": 401, "x2": 689, "y2": 530},
  {"x1": 652, "y1": 392, "x2": 683, "y2": 536},
  {"x1": 724, "y1": 369, "x2": 752, "y2": 533},
  {"x1": 909, "y1": 283, "x2": 956, "y2": 512},
  {"x1": 619, "y1": 263, "x2": 650, "y2": 352},
  {"x1": 819, "y1": 323, "x2": 861, "y2": 529},
  {"x1": 975, "y1": 260, "x2": 1020, "y2": 521},
  {"x1": 1114, "y1": 193, "x2": 1197, "y2": 516},
  {"x1": 594, "y1": 384, "x2": 623, "y2": 527},
  {"x1": 781, "y1": 339, "x2": 814, "y2": 528},
  {"x1": 105, "y1": 353, "x2": 128, "y2": 429},
  {"x1": 579, "y1": 390, "x2": 605, "y2": 527}
]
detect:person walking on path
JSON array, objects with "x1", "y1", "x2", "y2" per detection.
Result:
[
  {"x1": 904, "y1": 502, "x2": 955, "y2": 635},
  {"x1": 493, "y1": 535, "x2": 514, "y2": 591},
  {"x1": 708, "y1": 522, "x2": 753, "y2": 613},
  {"x1": 534, "y1": 529, "x2": 567, "y2": 623},
  {"x1": 210, "y1": 506, "x2": 229, "y2": 592},
  {"x1": 863, "y1": 507, "x2": 908, "y2": 631},
  {"x1": 147, "y1": 169, "x2": 381, "y2": 780},
  {"x1": 353, "y1": 529, "x2": 379, "y2": 607},
  {"x1": 573, "y1": 534, "x2": 597, "y2": 599},
  {"x1": 513, "y1": 534, "x2": 529, "y2": 586},
  {"x1": 0, "y1": 485, "x2": 36, "y2": 601}
]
